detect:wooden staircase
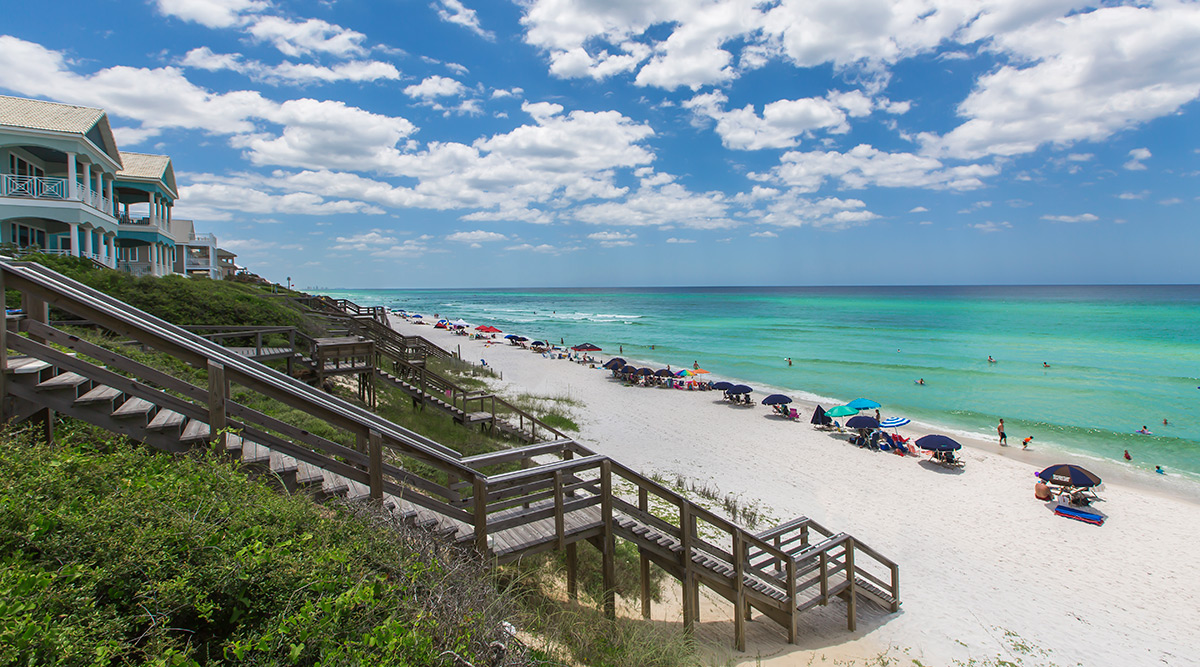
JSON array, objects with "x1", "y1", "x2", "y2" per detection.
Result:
[{"x1": 0, "y1": 258, "x2": 900, "y2": 650}]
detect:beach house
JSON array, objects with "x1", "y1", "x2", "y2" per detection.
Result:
[
  {"x1": 0, "y1": 95, "x2": 122, "y2": 266},
  {"x1": 1, "y1": 94, "x2": 242, "y2": 279},
  {"x1": 171, "y1": 217, "x2": 238, "y2": 280},
  {"x1": 113, "y1": 151, "x2": 178, "y2": 276}
]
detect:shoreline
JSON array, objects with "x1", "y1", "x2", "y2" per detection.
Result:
[
  {"x1": 510, "y1": 344, "x2": 1200, "y2": 507},
  {"x1": 395, "y1": 316, "x2": 1200, "y2": 666}
]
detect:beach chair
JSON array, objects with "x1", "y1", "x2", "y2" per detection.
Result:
[{"x1": 788, "y1": 408, "x2": 799, "y2": 420}]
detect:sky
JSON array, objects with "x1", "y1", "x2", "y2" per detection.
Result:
[{"x1": 2, "y1": 0, "x2": 1198, "y2": 288}]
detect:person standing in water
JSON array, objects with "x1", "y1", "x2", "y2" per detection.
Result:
[
  {"x1": 997, "y1": 419, "x2": 1007, "y2": 446},
  {"x1": 1124, "y1": 449, "x2": 1132, "y2": 461}
]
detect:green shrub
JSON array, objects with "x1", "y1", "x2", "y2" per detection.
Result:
[{"x1": 0, "y1": 423, "x2": 523, "y2": 665}]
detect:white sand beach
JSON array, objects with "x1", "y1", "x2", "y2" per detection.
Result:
[{"x1": 395, "y1": 318, "x2": 1200, "y2": 667}]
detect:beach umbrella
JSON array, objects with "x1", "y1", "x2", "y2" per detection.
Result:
[
  {"x1": 412, "y1": 314, "x2": 423, "y2": 318},
  {"x1": 879, "y1": 416, "x2": 911, "y2": 428},
  {"x1": 712, "y1": 381, "x2": 735, "y2": 391},
  {"x1": 504, "y1": 334, "x2": 519, "y2": 339},
  {"x1": 761, "y1": 394, "x2": 792, "y2": 405},
  {"x1": 729, "y1": 384, "x2": 753, "y2": 394},
  {"x1": 603, "y1": 358, "x2": 626, "y2": 369},
  {"x1": 826, "y1": 405, "x2": 858, "y2": 418},
  {"x1": 513, "y1": 336, "x2": 529, "y2": 342},
  {"x1": 915, "y1": 434, "x2": 962, "y2": 452},
  {"x1": 636, "y1": 367, "x2": 655, "y2": 376},
  {"x1": 846, "y1": 415, "x2": 880, "y2": 429},
  {"x1": 811, "y1": 405, "x2": 830, "y2": 425},
  {"x1": 692, "y1": 368, "x2": 711, "y2": 374},
  {"x1": 572, "y1": 343, "x2": 603, "y2": 352},
  {"x1": 675, "y1": 369, "x2": 694, "y2": 377},
  {"x1": 1037, "y1": 464, "x2": 1102, "y2": 488},
  {"x1": 531, "y1": 340, "x2": 547, "y2": 346},
  {"x1": 654, "y1": 369, "x2": 675, "y2": 377},
  {"x1": 847, "y1": 398, "x2": 881, "y2": 410}
]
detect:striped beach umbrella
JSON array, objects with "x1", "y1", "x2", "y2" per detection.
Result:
[{"x1": 879, "y1": 417, "x2": 911, "y2": 428}]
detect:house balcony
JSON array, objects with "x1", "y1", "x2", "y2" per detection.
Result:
[
  {"x1": 190, "y1": 233, "x2": 217, "y2": 244},
  {"x1": 1, "y1": 174, "x2": 114, "y2": 218}
]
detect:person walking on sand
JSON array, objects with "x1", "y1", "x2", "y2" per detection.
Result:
[{"x1": 997, "y1": 419, "x2": 1007, "y2": 446}]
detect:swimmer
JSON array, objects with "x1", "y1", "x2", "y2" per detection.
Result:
[
  {"x1": 1043, "y1": 362, "x2": 1050, "y2": 368},
  {"x1": 1163, "y1": 418, "x2": 1169, "y2": 426},
  {"x1": 1136, "y1": 425, "x2": 1152, "y2": 435},
  {"x1": 1124, "y1": 449, "x2": 1132, "y2": 461},
  {"x1": 916, "y1": 378, "x2": 925, "y2": 385},
  {"x1": 1156, "y1": 465, "x2": 1166, "y2": 475},
  {"x1": 988, "y1": 356, "x2": 995, "y2": 363}
]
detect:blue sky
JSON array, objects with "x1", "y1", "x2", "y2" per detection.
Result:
[{"x1": 3, "y1": 0, "x2": 1197, "y2": 288}]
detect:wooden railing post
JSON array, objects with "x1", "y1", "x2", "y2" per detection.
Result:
[
  {"x1": 733, "y1": 530, "x2": 746, "y2": 651},
  {"x1": 600, "y1": 459, "x2": 616, "y2": 619},
  {"x1": 845, "y1": 538, "x2": 857, "y2": 632},
  {"x1": 890, "y1": 562, "x2": 900, "y2": 612},
  {"x1": 473, "y1": 476, "x2": 489, "y2": 555},
  {"x1": 820, "y1": 550, "x2": 829, "y2": 605},
  {"x1": 207, "y1": 361, "x2": 227, "y2": 442},
  {"x1": 639, "y1": 487, "x2": 651, "y2": 619},
  {"x1": 680, "y1": 502, "x2": 695, "y2": 633},
  {"x1": 786, "y1": 557, "x2": 798, "y2": 644},
  {"x1": 368, "y1": 429, "x2": 383, "y2": 501},
  {"x1": 553, "y1": 470, "x2": 565, "y2": 549}
]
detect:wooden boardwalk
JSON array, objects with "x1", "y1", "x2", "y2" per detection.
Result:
[{"x1": 0, "y1": 259, "x2": 900, "y2": 651}]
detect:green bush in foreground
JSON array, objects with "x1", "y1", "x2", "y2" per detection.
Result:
[{"x1": 0, "y1": 422, "x2": 522, "y2": 666}]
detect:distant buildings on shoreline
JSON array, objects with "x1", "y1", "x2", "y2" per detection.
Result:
[{"x1": 0, "y1": 94, "x2": 243, "y2": 280}]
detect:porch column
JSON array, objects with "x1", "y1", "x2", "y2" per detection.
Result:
[
  {"x1": 149, "y1": 194, "x2": 158, "y2": 226},
  {"x1": 166, "y1": 202, "x2": 172, "y2": 229},
  {"x1": 65, "y1": 152, "x2": 78, "y2": 199},
  {"x1": 83, "y1": 226, "x2": 93, "y2": 258},
  {"x1": 107, "y1": 235, "x2": 116, "y2": 267},
  {"x1": 209, "y1": 246, "x2": 217, "y2": 278},
  {"x1": 105, "y1": 176, "x2": 114, "y2": 214},
  {"x1": 83, "y1": 165, "x2": 92, "y2": 206},
  {"x1": 66, "y1": 222, "x2": 79, "y2": 256}
]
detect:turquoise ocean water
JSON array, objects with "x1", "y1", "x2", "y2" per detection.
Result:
[{"x1": 316, "y1": 286, "x2": 1200, "y2": 479}]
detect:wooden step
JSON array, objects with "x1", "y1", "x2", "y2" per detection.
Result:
[
  {"x1": 147, "y1": 409, "x2": 186, "y2": 431},
  {"x1": 179, "y1": 420, "x2": 211, "y2": 444},
  {"x1": 112, "y1": 397, "x2": 154, "y2": 419},
  {"x1": 35, "y1": 372, "x2": 88, "y2": 391},
  {"x1": 239, "y1": 438, "x2": 271, "y2": 465},
  {"x1": 75, "y1": 385, "x2": 122, "y2": 405},
  {"x1": 5, "y1": 357, "x2": 52, "y2": 374}
]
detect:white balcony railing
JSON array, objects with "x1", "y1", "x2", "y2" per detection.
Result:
[
  {"x1": 190, "y1": 233, "x2": 217, "y2": 243},
  {"x1": 2, "y1": 174, "x2": 114, "y2": 217},
  {"x1": 2, "y1": 174, "x2": 68, "y2": 200}
]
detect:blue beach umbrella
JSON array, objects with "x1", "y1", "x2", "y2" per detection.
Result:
[
  {"x1": 845, "y1": 415, "x2": 880, "y2": 429},
  {"x1": 879, "y1": 417, "x2": 911, "y2": 428},
  {"x1": 729, "y1": 384, "x2": 753, "y2": 394},
  {"x1": 1037, "y1": 464, "x2": 1102, "y2": 488},
  {"x1": 847, "y1": 398, "x2": 881, "y2": 410},
  {"x1": 712, "y1": 381, "x2": 736, "y2": 391},
  {"x1": 915, "y1": 434, "x2": 962, "y2": 452},
  {"x1": 761, "y1": 394, "x2": 792, "y2": 405},
  {"x1": 826, "y1": 405, "x2": 858, "y2": 418},
  {"x1": 504, "y1": 334, "x2": 519, "y2": 339}
]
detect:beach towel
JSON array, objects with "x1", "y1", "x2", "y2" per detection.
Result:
[{"x1": 1053, "y1": 505, "x2": 1105, "y2": 526}]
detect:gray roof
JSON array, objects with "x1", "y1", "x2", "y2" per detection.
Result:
[
  {"x1": 0, "y1": 95, "x2": 104, "y2": 134},
  {"x1": 117, "y1": 152, "x2": 178, "y2": 199},
  {"x1": 0, "y1": 95, "x2": 121, "y2": 165}
]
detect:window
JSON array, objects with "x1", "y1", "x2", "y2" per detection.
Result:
[{"x1": 8, "y1": 153, "x2": 44, "y2": 178}]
